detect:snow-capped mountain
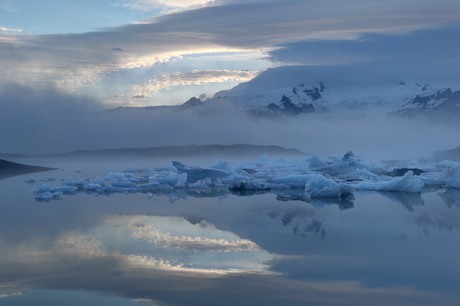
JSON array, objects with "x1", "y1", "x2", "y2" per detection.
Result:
[
  {"x1": 205, "y1": 65, "x2": 460, "y2": 117},
  {"x1": 400, "y1": 86, "x2": 460, "y2": 114},
  {"x1": 105, "y1": 64, "x2": 460, "y2": 118}
]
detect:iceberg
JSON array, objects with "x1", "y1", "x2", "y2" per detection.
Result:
[
  {"x1": 27, "y1": 152, "x2": 460, "y2": 203},
  {"x1": 172, "y1": 161, "x2": 231, "y2": 184},
  {"x1": 304, "y1": 174, "x2": 350, "y2": 198}
]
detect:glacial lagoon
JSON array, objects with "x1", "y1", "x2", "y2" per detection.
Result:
[{"x1": 1, "y1": 155, "x2": 460, "y2": 306}]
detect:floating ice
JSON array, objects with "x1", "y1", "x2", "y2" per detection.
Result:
[
  {"x1": 355, "y1": 171, "x2": 424, "y2": 193},
  {"x1": 29, "y1": 152, "x2": 460, "y2": 203},
  {"x1": 173, "y1": 161, "x2": 231, "y2": 184},
  {"x1": 304, "y1": 174, "x2": 350, "y2": 198}
]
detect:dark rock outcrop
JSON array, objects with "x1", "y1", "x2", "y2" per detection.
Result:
[
  {"x1": 403, "y1": 88, "x2": 454, "y2": 110},
  {"x1": 182, "y1": 97, "x2": 204, "y2": 108},
  {"x1": 303, "y1": 87, "x2": 322, "y2": 101},
  {"x1": 267, "y1": 95, "x2": 314, "y2": 115}
]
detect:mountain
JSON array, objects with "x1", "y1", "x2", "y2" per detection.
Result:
[
  {"x1": 0, "y1": 159, "x2": 55, "y2": 180},
  {"x1": 181, "y1": 97, "x2": 204, "y2": 108},
  {"x1": 40, "y1": 144, "x2": 305, "y2": 159},
  {"x1": 433, "y1": 146, "x2": 460, "y2": 161},
  {"x1": 399, "y1": 87, "x2": 460, "y2": 115},
  {"x1": 103, "y1": 64, "x2": 460, "y2": 118},
  {"x1": 209, "y1": 65, "x2": 460, "y2": 117}
]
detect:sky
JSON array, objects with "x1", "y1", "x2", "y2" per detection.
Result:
[
  {"x1": 1, "y1": 0, "x2": 460, "y2": 156},
  {"x1": 2, "y1": 0, "x2": 460, "y2": 107}
]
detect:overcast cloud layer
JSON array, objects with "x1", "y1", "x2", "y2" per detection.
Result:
[{"x1": 2, "y1": 0, "x2": 460, "y2": 105}]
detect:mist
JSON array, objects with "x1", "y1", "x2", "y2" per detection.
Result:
[{"x1": 1, "y1": 83, "x2": 458, "y2": 161}]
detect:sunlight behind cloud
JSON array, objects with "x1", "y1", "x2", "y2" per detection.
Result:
[
  {"x1": 128, "y1": 69, "x2": 259, "y2": 100},
  {"x1": 0, "y1": 26, "x2": 23, "y2": 34},
  {"x1": 119, "y1": 0, "x2": 215, "y2": 13}
]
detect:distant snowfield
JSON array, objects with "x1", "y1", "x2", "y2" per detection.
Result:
[
  {"x1": 28, "y1": 151, "x2": 460, "y2": 203},
  {"x1": 210, "y1": 66, "x2": 460, "y2": 115}
]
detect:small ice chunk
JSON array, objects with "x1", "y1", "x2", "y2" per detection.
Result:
[
  {"x1": 155, "y1": 175, "x2": 178, "y2": 186},
  {"x1": 64, "y1": 177, "x2": 87, "y2": 188},
  {"x1": 355, "y1": 171, "x2": 424, "y2": 193},
  {"x1": 304, "y1": 174, "x2": 348, "y2": 198},
  {"x1": 35, "y1": 191, "x2": 62, "y2": 201},
  {"x1": 172, "y1": 161, "x2": 230, "y2": 184},
  {"x1": 84, "y1": 183, "x2": 104, "y2": 191},
  {"x1": 111, "y1": 180, "x2": 136, "y2": 188},
  {"x1": 32, "y1": 184, "x2": 53, "y2": 194},
  {"x1": 270, "y1": 174, "x2": 315, "y2": 189},
  {"x1": 25, "y1": 176, "x2": 37, "y2": 183},
  {"x1": 307, "y1": 156, "x2": 327, "y2": 169},
  {"x1": 212, "y1": 160, "x2": 231, "y2": 171},
  {"x1": 440, "y1": 167, "x2": 460, "y2": 188},
  {"x1": 49, "y1": 185, "x2": 78, "y2": 193}
]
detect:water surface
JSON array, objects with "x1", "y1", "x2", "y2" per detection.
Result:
[{"x1": 1, "y1": 157, "x2": 459, "y2": 306}]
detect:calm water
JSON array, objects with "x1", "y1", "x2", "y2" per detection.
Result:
[{"x1": 1, "y1": 157, "x2": 460, "y2": 306}]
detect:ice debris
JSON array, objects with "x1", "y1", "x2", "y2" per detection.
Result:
[{"x1": 29, "y1": 151, "x2": 460, "y2": 202}]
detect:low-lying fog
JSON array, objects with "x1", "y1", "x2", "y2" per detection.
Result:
[{"x1": 1, "y1": 84, "x2": 459, "y2": 161}]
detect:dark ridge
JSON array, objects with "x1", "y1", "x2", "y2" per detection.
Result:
[
  {"x1": 433, "y1": 146, "x2": 460, "y2": 161},
  {"x1": 22, "y1": 144, "x2": 305, "y2": 159},
  {"x1": 0, "y1": 159, "x2": 56, "y2": 180}
]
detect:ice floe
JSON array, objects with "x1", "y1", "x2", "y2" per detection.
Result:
[{"x1": 29, "y1": 151, "x2": 460, "y2": 202}]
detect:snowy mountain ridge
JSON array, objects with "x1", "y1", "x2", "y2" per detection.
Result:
[
  {"x1": 105, "y1": 65, "x2": 460, "y2": 118},
  {"x1": 210, "y1": 79, "x2": 459, "y2": 116},
  {"x1": 200, "y1": 64, "x2": 460, "y2": 116}
]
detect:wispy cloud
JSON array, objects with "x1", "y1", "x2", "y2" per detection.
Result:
[
  {"x1": 129, "y1": 69, "x2": 258, "y2": 98},
  {"x1": 117, "y1": 0, "x2": 215, "y2": 13},
  {"x1": 0, "y1": 26, "x2": 23, "y2": 34}
]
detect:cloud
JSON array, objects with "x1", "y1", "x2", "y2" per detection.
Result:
[
  {"x1": 1, "y1": 83, "x2": 459, "y2": 158},
  {"x1": 144, "y1": 0, "x2": 460, "y2": 47},
  {"x1": 0, "y1": 26, "x2": 23, "y2": 34},
  {"x1": 2, "y1": 0, "x2": 460, "y2": 104},
  {"x1": 129, "y1": 69, "x2": 259, "y2": 99},
  {"x1": 268, "y1": 28, "x2": 460, "y2": 65},
  {"x1": 118, "y1": 0, "x2": 216, "y2": 12}
]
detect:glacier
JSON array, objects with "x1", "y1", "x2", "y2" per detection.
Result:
[{"x1": 28, "y1": 152, "x2": 460, "y2": 202}]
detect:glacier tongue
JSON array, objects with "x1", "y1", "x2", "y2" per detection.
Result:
[{"x1": 29, "y1": 152, "x2": 460, "y2": 202}]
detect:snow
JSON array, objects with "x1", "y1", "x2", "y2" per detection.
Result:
[
  {"x1": 29, "y1": 152, "x2": 460, "y2": 202},
  {"x1": 211, "y1": 65, "x2": 460, "y2": 115}
]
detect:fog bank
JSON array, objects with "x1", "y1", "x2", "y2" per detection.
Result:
[{"x1": 1, "y1": 85, "x2": 458, "y2": 160}]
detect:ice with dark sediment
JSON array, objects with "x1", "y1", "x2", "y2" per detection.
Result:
[{"x1": 29, "y1": 151, "x2": 460, "y2": 202}]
